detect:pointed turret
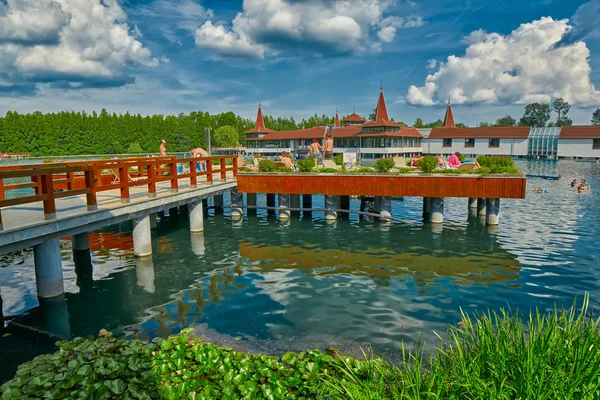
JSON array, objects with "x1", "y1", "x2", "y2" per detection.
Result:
[
  {"x1": 374, "y1": 85, "x2": 390, "y2": 122},
  {"x1": 443, "y1": 99, "x2": 456, "y2": 128},
  {"x1": 245, "y1": 104, "x2": 274, "y2": 134},
  {"x1": 361, "y1": 83, "x2": 399, "y2": 129},
  {"x1": 335, "y1": 108, "x2": 341, "y2": 127}
]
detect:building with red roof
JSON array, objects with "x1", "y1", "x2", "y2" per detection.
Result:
[
  {"x1": 557, "y1": 126, "x2": 600, "y2": 158},
  {"x1": 342, "y1": 113, "x2": 366, "y2": 126}
]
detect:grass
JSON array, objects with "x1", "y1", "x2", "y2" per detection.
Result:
[{"x1": 3, "y1": 296, "x2": 596, "y2": 399}]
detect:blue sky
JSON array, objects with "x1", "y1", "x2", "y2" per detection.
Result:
[{"x1": 0, "y1": 0, "x2": 598, "y2": 126}]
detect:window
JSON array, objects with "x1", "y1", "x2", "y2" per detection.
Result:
[
  {"x1": 442, "y1": 138, "x2": 452, "y2": 147},
  {"x1": 594, "y1": 139, "x2": 600, "y2": 149},
  {"x1": 465, "y1": 138, "x2": 475, "y2": 147},
  {"x1": 489, "y1": 138, "x2": 500, "y2": 148}
]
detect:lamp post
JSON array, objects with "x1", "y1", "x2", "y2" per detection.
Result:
[{"x1": 205, "y1": 128, "x2": 211, "y2": 155}]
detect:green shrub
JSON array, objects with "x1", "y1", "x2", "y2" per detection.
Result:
[
  {"x1": 317, "y1": 168, "x2": 338, "y2": 173},
  {"x1": 0, "y1": 337, "x2": 159, "y2": 400},
  {"x1": 127, "y1": 143, "x2": 143, "y2": 154},
  {"x1": 239, "y1": 166, "x2": 253, "y2": 172},
  {"x1": 476, "y1": 156, "x2": 518, "y2": 174},
  {"x1": 418, "y1": 156, "x2": 438, "y2": 173},
  {"x1": 276, "y1": 166, "x2": 293, "y2": 172},
  {"x1": 258, "y1": 160, "x2": 276, "y2": 172},
  {"x1": 374, "y1": 158, "x2": 395, "y2": 173},
  {"x1": 457, "y1": 153, "x2": 465, "y2": 162},
  {"x1": 297, "y1": 159, "x2": 314, "y2": 172},
  {"x1": 333, "y1": 154, "x2": 343, "y2": 166},
  {"x1": 396, "y1": 168, "x2": 412, "y2": 174},
  {"x1": 434, "y1": 169, "x2": 461, "y2": 175}
]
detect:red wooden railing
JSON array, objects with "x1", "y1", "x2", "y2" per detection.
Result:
[{"x1": 0, "y1": 155, "x2": 238, "y2": 230}]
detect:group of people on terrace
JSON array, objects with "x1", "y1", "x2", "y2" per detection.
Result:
[{"x1": 308, "y1": 134, "x2": 334, "y2": 167}]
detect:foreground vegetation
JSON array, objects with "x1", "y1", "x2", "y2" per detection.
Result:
[{"x1": 2, "y1": 296, "x2": 598, "y2": 399}]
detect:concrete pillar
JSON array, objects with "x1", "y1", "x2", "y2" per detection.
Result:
[
  {"x1": 477, "y1": 198, "x2": 487, "y2": 217},
  {"x1": 422, "y1": 197, "x2": 431, "y2": 220},
  {"x1": 132, "y1": 216, "x2": 152, "y2": 257},
  {"x1": 378, "y1": 196, "x2": 392, "y2": 221},
  {"x1": 231, "y1": 190, "x2": 243, "y2": 219},
  {"x1": 189, "y1": 200, "x2": 204, "y2": 233},
  {"x1": 325, "y1": 195, "x2": 338, "y2": 220},
  {"x1": 34, "y1": 239, "x2": 64, "y2": 299},
  {"x1": 135, "y1": 256, "x2": 155, "y2": 293},
  {"x1": 267, "y1": 193, "x2": 276, "y2": 215},
  {"x1": 72, "y1": 233, "x2": 90, "y2": 252},
  {"x1": 486, "y1": 198, "x2": 500, "y2": 226},
  {"x1": 430, "y1": 197, "x2": 444, "y2": 224},
  {"x1": 278, "y1": 194, "x2": 291, "y2": 220},
  {"x1": 246, "y1": 193, "x2": 257, "y2": 215},
  {"x1": 302, "y1": 194, "x2": 312, "y2": 217},
  {"x1": 468, "y1": 197, "x2": 478, "y2": 209},
  {"x1": 340, "y1": 196, "x2": 350, "y2": 218},
  {"x1": 373, "y1": 196, "x2": 381, "y2": 213},
  {"x1": 150, "y1": 213, "x2": 157, "y2": 229},
  {"x1": 290, "y1": 194, "x2": 301, "y2": 216},
  {"x1": 190, "y1": 232, "x2": 206, "y2": 256}
]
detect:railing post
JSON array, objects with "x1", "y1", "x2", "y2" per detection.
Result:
[
  {"x1": 206, "y1": 159, "x2": 213, "y2": 185},
  {"x1": 233, "y1": 156, "x2": 238, "y2": 178},
  {"x1": 190, "y1": 158, "x2": 198, "y2": 188},
  {"x1": 147, "y1": 163, "x2": 157, "y2": 198},
  {"x1": 67, "y1": 172, "x2": 75, "y2": 190},
  {"x1": 85, "y1": 169, "x2": 97, "y2": 211},
  {"x1": 41, "y1": 173, "x2": 57, "y2": 220},
  {"x1": 220, "y1": 158, "x2": 226, "y2": 181},
  {"x1": 170, "y1": 162, "x2": 178, "y2": 193},
  {"x1": 119, "y1": 166, "x2": 130, "y2": 203},
  {"x1": 0, "y1": 177, "x2": 4, "y2": 201}
]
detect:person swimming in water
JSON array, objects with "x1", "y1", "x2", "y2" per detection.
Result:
[{"x1": 571, "y1": 179, "x2": 578, "y2": 187}]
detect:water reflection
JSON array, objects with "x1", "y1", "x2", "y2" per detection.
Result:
[{"x1": 135, "y1": 257, "x2": 155, "y2": 293}]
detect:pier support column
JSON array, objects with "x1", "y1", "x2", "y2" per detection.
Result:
[
  {"x1": 422, "y1": 197, "x2": 431, "y2": 220},
  {"x1": 302, "y1": 194, "x2": 312, "y2": 217},
  {"x1": 486, "y1": 199, "x2": 500, "y2": 226},
  {"x1": 340, "y1": 196, "x2": 350, "y2": 218},
  {"x1": 231, "y1": 190, "x2": 243, "y2": 219},
  {"x1": 190, "y1": 232, "x2": 206, "y2": 256},
  {"x1": 290, "y1": 194, "x2": 301, "y2": 216},
  {"x1": 430, "y1": 197, "x2": 444, "y2": 224},
  {"x1": 34, "y1": 239, "x2": 64, "y2": 299},
  {"x1": 378, "y1": 196, "x2": 392, "y2": 221},
  {"x1": 132, "y1": 216, "x2": 152, "y2": 257},
  {"x1": 150, "y1": 214, "x2": 157, "y2": 229},
  {"x1": 246, "y1": 193, "x2": 257, "y2": 215},
  {"x1": 278, "y1": 194, "x2": 291, "y2": 220},
  {"x1": 477, "y1": 198, "x2": 487, "y2": 217},
  {"x1": 189, "y1": 200, "x2": 204, "y2": 233},
  {"x1": 135, "y1": 256, "x2": 155, "y2": 293},
  {"x1": 72, "y1": 233, "x2": 89, "y2": 252},
  {"x1": 373, "y1": 197, "x2": 381, "y2": 213},
  {"x1": 325, "y1": 195, "x2": 338, "y2": 220},
  {"x1": 267, "y1": 194, "x2": 276, "y2": 215},
  {"x1": 213, "y1": 194, "x2": 223, "y2": 212},
  {"x1": 468, "y1": 198, "x2": 478, "y2": 209}
]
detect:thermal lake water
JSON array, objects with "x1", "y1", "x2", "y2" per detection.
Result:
[{"x1": 1, "y1": 160, "x2": 600, "y2": 382}]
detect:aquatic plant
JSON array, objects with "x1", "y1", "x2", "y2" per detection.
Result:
[
  {"x1": 374, "y1": 158, "x2": 394, "y2": 173},
  {"x1": 297, "y1": 159, "x2": 314, "y2": 172},
  {"x1": 417, "y1": 156, "x2": 437, "y2": 173}
]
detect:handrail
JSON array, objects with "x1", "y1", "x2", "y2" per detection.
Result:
[{"x1": 0, "y1": 155, "x2": 239, "y2": 230}]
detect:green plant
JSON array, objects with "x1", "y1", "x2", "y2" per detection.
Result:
[
  {"x1": 276, "y1": 166, "x2": 293, "y2": 172},
  {"x1": 396, "y1": 168, "x2": 412, "y2": 174},
  {"x1": 127, "y1": 143, "x2": 143, "y2": 154},
  {"x1": 333, "y1": 154, "x2": 343, "y2": 166},
  {"x1": 0, "y1": 337, "x2": 159, "y2": 399},
  {"x1": 374, "y1": 158, "x2": 394, "y2": 173},
  {"x1": 354, "y1": 167, "x2": 374, "y2": 173},
  {"x1": 258, "y1": 160, "x2": 276, "y2": 172},
  {"x1": 418, "y1": 156, "x2": 438, "y2": 173},
  {"x1": 239, "y1": 166, "x2": 253, "y2": 172},
  {"x1": 434, "y1": 168, "x2": 461, "y2": 175},
  {"x1": 297, "y1": 159, "x2": 314, "y2": 172},
  {"x1": 317, "y1": 168, "x2": 338, "y2": 173},
  {"x1": 457, "y1": 152, "x2": 465, "y2": 162},
  {"x1": 476, "y1": 156, "x2": 519, "y2": 174}
]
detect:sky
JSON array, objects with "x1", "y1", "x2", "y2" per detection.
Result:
[{"x1": 0, "y1": 0, "x2": 599, "y2": 126}]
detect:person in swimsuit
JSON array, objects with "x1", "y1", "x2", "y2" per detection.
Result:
[
  {"x1": 160, "y1": 139, "x2": 167, "y2": 157},
  {"x1": 309, "y1": 138, "x2": 323, "y2": 168},
  {"x1": 189, "y1": 147, "x2": 208, "y2": 171},
  {"x1": 324, "y1": 134, "x2": 333, "y2": 160}
]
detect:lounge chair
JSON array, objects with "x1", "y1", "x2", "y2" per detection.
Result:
[
  {"x1": 392, "y1": 157, "x2": 407, "y2": 168},
  {"x1": 322, "y1": 160, "x2": 337, "y2": 169},
  {"x1": 111, "y1": 168, "x2": 146, "y2": 184},
  {"x1": 458, "y1": 163, "x2": 476, "y2": 171}
]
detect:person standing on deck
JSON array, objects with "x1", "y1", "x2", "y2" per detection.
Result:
[
  {"x1": 324, "y1": 134, "x2": 333, "y2": 161},
  {"x1": 190, "y1": 147, "x2": 209, "y2": 171},
  {"x1": 309, "y1": 138, "x2": 323, "y2": 168},
  {"x1": 160, "y1": 139, "x2": 167, "y2": 157}
]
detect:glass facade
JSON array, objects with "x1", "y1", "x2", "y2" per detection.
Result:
[
  {"x1": 361, "y1": 138, "x2": 421, "y2": 148},
  {"x1": 442, "y1": 138, "x2": 452, "y2": 147},
  {"x1": 528, "y1": 127, "x2": 560, "y2": 158}
]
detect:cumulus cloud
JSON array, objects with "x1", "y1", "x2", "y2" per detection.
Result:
[
  {"x1": 559, "y1": 0, "x2": 600, "y2": 45},
  {"x1": 0, "y1": 0, "x2": 159, "y2": 95},
  {"x1": 194, "y1": 0, "x2": 423, "y2": 58},
  {"x1": 407, "y1": 17, "x2": 600, "y2": 106}
]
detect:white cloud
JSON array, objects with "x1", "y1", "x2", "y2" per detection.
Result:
[
  {"x1": 0, "y1": 0, "x2": 159, "y2": 91},
  {"x1": 407, "y1": 17, "x2": 600, "y2": 106},
  {"x1": 0, "y1": 0, "x2": 70, "y2": 45},
  {"x1": 195, "y1": 0, "x2": 423, "y2": 58}
]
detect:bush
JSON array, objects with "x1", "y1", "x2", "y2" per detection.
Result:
[
  {"x1": 276, "y1": 166, "x2": 293, "y2": 172},
  {"x1": 258, "y1": 160, "x2": 276, "y2": 172},
  {"x1": 418, "y1": 156, "x2": 438, "y2": 173},
  {"x1": 127, "y1": 143, "x2": 143, "y2": 154},
  {"x1": 297, "y1": 159, "x2": 314, "y2": 172},
  {"x1": 396, "y1": 168, "x2": 412, "y2": 174},
  {"x1": 374, "y1": 158, "x2": 394, "y2": 173},
  {"x1": 333, "y1": 154, "x2": 343, "y2": 166},
  {"x1": 354, "y1": 167, "x2": 375, "y2": 173},
  {"x1": 457, "y1": 152, "x2": 465, "y2": 162},
  {"x1": 317, "y1": 168, "x2": 338, "y2": 173},
  {"x1": 476, "y1": 156, "x2": 519, "y2": 174}
]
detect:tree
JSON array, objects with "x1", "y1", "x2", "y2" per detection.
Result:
[
  {"x1": 518, "y1": 103, "x2": 550, "y2": 127},
  {"x1": 414, "y1": 118, "x2": 424, "y2": 128},
  {"x1": 551, "y1": 98, "x2": 571, "y2": 127},
  {"x1": 456, "y1": 123, "x2": 467, "y2": 128},
  {"x1": 213, "y1": 125, "x2": 239, "y2": 147},
  {"x1": 478, "y1": 122, "x2": 491, "y2": 127},
  {"x1": 494, "y1": 116, "x2": 516, "y2": 126},
  {"x1": 592, "y1": 109, "x2": 600, "y2": 125},
  {"x1": 368, "y1": 108, "x2": 377, "y2": 121},
  {"x1": 127, "y1": 143, "x2": 143, "y2": 153}
]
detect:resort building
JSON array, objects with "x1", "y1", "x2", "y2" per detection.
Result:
[{"x1": 557, "y1": 126, "x2": 600, "y2": 159}]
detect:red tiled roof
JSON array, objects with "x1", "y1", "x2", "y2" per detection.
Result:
[
  {"x1": 245, "y1": 105, "x2": 275, "y2": 134},
  {"x1": 374, "y1": 90, "x2": 389, "y2": 122},
  {"x1": 559, "y1": 126, "x2": 600, "y2": 139},
  {"x1": 360, "y1": 127, "x2": 423, "y2": 138},
  {"x1": 335, "y1": 111, "x2": 341, "y2": 127},
  {"x1": 443, "y1": 102, "x2": 455, "y2": 128},
  {"x1": 260, "y1": 126, "x2": 327, "y2": 140},
  {"x1": 343, "y1": 113, "x2": 365, "y2": 122},
  {"x1": 332, "y1": 126, "x2": 362, "y2": 137},
  {"x1": 362, "y1": 119, "x2": 403, "y2": 128},
  {"x1": 429, "y1": 126, "x2": 531, "y2": 139}
]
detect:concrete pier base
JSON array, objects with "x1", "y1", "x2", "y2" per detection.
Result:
[
  {"x1": 468, "y1": 197, "x2": 478, "y2": 209},
  {"x1": 278, "y1": 194, "x2": 291, "y2": 220},
  {"x1": 135, "y1": 256, "x2": 155, "y2": 293},
  {"x1": 422, "y1": 197, "x2": 431, "y2": 221},
  {"x1": 373, "y1": 197, "x2": 381, "y2": 213},
  {"x1": 477, "y1": 198, "x2": 487, "y2": 217},
  {"x1": 430, "y1": 197, "x2": 444, "y2": 224},
  {"x1": 267, "y1": 194, "x2": 276, "y2": 215},
  {"x1": 190, "y1": 232, "x2": 206, "y2": 256},
  {"x1": 378, "y1": 196, "x2": 392, "y2": 221},
  {"x1": 231, "y1": 190, "x2": 243, "y2": 219},
  {"x1": 325, "y1": 195, "x2": 338, "y2": 220},
  {"x1": 34, "y1": 239, "x2": 64, "y2": 299},
  {"x1": 132, "y1": 216, "x2": 152, "y2": 257},
  {"x1": 150, "y1": 213, "x2": 157, "y2": 229},
  {"x1": 486, "y1": 198, "x2": 500, "y2": 226},
  {"x1": 72, "y1": 233, "x2": 89, "y2": 252},
  {"x1": 189, "y1": 200, "x2": 204, "y2": 233},
  {"x1": 246, "y1": 193, "x2": 257, "y2": 215},
  {"x1": 290, "y1": 194, "x2": 301, "y2": 216}
]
